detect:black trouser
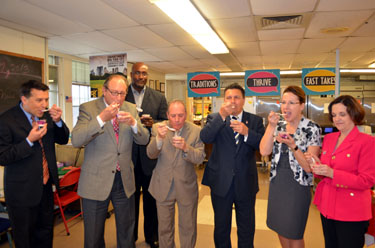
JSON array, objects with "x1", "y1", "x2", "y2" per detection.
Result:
[
  {"x1": 134, "y1": 155, "x2": 158, "y2": 244},
  {"x1": 321, "y1": 214, "x2": 369, "y2": 248},
  {"x1": 8, "y1": 181, "x2": 54, "y2": 248}
]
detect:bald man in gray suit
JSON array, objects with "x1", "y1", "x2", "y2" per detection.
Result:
[
  {"x1": 147, "y1": 100, "x2": 205, "y2": 248},
  {"x1": 71, "y1": 74, "x2": 149, "y2": 248}
]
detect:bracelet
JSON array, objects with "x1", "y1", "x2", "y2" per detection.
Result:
[{"x1": 293, "y1": 145, "x2": 298, "y2": 151}]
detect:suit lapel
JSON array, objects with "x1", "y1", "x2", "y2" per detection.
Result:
[
  {"x1": 141, "y1": 88, "x2": 151, "y2": 114},
  {"x1": 334, "y1": 127, "x2": 359, "y2": 155},
  {"x1": 125, "y1": 87, "x2": 135, "y2": 104}
]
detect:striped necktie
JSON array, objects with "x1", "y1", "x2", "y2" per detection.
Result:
[
  {"x1": 113, "y1": 116, "x2": 120, "y2": 171},
  {"x1": 31, "y1": 116, "x2": 49, "y2": 184},
  {"x1": 231, "y1": 116, "x2": 240, "y2": 145}
]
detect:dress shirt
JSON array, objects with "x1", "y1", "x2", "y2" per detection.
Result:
[
  {"x1": 130, "y1": 84, "x2": 146, "y2": 109},
  {"x1": 230, "y1": 111, "x2": 248, "y2": 142}
]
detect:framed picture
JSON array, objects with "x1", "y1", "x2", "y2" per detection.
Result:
[
  {"x1": 155, "y1": 80, "x2": 160, "y2": 91},
  {"x1": 148, "y1": 80, "x2": 154, "y2": 89},
  {"x1": 160, "y1": 82, "x2": 165, "y2": 93}
]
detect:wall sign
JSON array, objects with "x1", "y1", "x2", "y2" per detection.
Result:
[
  {"x1": 302, "y1": 68, "x2": 337, "y2": 95},
  {"x1": 245, "y1": 69, "x2": 280, "y2": 96},
  {"x1": 187, "y1": 71, "x2": 220, "y2": 97}
]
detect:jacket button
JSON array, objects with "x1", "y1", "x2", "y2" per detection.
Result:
[
  {"x1": 112, "y1": 170, "x2": 115, "y2": 173},
  {"x1": 347, "y1": 154, "x2": 350, "y2": 157},
  {"x1": 332, "y1": 156, "x2": 336, "y2": 160},
  {"x1": 350, "y1": 193, "x2": 354, "y2": 196},
  {"x1": 336, "y1": 184, "x2": 340, "y2": 187},
  {"x1": 118, "y1": 153, "x2": 120, "y2": 156}
]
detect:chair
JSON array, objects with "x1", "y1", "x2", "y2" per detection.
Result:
[{"x1": 54, "y1": 167, "x2": 82, "y2": 236}]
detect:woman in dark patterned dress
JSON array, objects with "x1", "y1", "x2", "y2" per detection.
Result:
[{"x1": 260, "y1": 86, "x2": 321, "y2": 248}]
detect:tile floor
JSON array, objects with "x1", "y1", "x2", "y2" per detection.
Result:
[{"x1": 1, "y1": 166, "x2": 373, "y2": 248}]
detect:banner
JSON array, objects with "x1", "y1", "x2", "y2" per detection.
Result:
[
  {"x1": 245, "y1": 69, "x2": 280, "y2": 96},
  {"x1": 187, "y1": 71, "x2": 220, "y2": 97},
  {"x1": 302, "y1": 68, "x2": 337, "y2": 95},
  {"x1": 89, "y1": 53, "x2": 127, "y2": 98}
]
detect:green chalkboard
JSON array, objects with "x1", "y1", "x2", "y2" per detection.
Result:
[{"x1": 0, "y1": 50, "x2": 44, "y2": 114}]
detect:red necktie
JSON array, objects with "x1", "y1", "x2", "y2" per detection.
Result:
[
  {"x1": 113, "y1": 116, "x2": 120, "y2": 171},
  {"x1": 31, "y1": 116, "x2": 50, "y2": 184}
]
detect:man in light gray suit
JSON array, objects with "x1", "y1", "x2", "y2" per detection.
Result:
[
  {"x1": 71, "y1": 74, "x2": 149, "y2": 248},
  {"x1": 147, "y1": 100, "x2": 205, "y2": 248}
]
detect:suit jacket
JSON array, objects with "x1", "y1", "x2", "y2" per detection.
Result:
[
  {"x1": 0, "y1": 104, "x2": 69, "y2": 207},
  {"x1": 125, "y1": 86, "x2": 168, "y2": 176},
  {"x1": 71, "y1": 97, "x2": 149, "y2": 200},
  {"x1": 314, "y1": 127, "x2": 375, "y2": 221},
  {"x1": 147, "y1": 121, "x2": 205, "y2": 204},
  {"x1": 201, "y1": 112, "x2": 265, "y2": 200}
]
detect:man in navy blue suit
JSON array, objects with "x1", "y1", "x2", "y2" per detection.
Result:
[{"x1": 201, "y1": 83, "x2": 264, "y2": 248}]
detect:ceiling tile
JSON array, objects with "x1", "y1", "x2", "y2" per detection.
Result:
[
  {"x1": 260, "y1": 40, "x2": 300, "y2": 55},
  {"x1": 48, "y1": 37, "x2": 104, "y2": 55},
  {"x1": 0, "y1": 0, "x2": 92, "y2": 36},
  {"x1": 193, "y1": 0, "x2": 251, "y2": 19},
  {"x1": 171, "y1": 59, "x2": 206, "y2": 68},
  {"x1": 258, "y1": 28, "x2": 305, "y2": 41},
  {"x1": 316, "y1": 0, "x2": 375, "y2": 11},
  {"x1": 236, "y1": 56, "x2": 263, "y2": 68},
  {"x1": 339, "y1": 37, "x2": 375, "y2": 52},
  {"x1": 65, "y1": 31, "x2": 136, "y2": 52},
  {"x1": 199, "y1": 58, "x2": 227, "y2": 67},
  {"x1": 298, "y1": 38, "x2": 345, "y2": 53},
  {"x1": 103, "y1": 26, "x2": 173, "y2": 49},
  {"x1": 145, "y1": 47, "x2": 193, "y2": 61},
  {"x1": 102, "y1": 0, "x2": 172, "y2": 25},
  {"x1": 147, "y1": 23, "x2": 197, "y2": 46},
  {"x1": 352, "y1": 15, "x2": 375, "y2": 37},
  {"x1": 262, "y1": 55, "x2": 295, "y2": 69},
  {"x1": 228, "y1": 41, "x2": 261, "y2": 57},
  {"x1": 27, "y1": 0, "x2": 137, "y2": 29},
  {"x1": 305, "y1": 11, "x2": 373, "y2": 38},
  {"x1": 291, "y1": 53, "x2": 328, "y2": 68},
  {"x1": 179, "y1": 45, "x2": 213, "y2": 59},
  {"x1": 250, "y1": 0, "x2": 317, "y2": 15},
  {"x1": 211, "y1": 17, "x2": 257, "y2": 43},
  {"x1": 346, "y1": 52, "x2": 375, "y2": 68},
  {"x1": 125, "y1": 50, "x2": 161, "y2": 62}
]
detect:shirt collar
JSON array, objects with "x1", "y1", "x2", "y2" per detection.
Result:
[
  {"x1": 231, "y1": 111, "x2": 243, "y2": 121},
  {"x1": 20, "y1": 102, "x2": 35, "y2": 123},
  {"x1": 130, "y1": 84, "x2": 146, "y2": 96}
]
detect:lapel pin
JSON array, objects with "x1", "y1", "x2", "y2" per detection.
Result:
[{"x1": 246, "y1": 120, "x2": 248, "y2": 124}]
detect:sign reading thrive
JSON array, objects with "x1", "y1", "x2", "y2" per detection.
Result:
[
  {"x1": 187, "y1": 71, "x2": 220, "y2": 97},
  {"x1": 245, "y1": 70, "x2": 280, "y2": 96},
  {"x1": 302, "y1": 68, "x2": 337, "y2": 95}
]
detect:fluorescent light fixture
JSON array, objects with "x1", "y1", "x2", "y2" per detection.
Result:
[
  {"x1": 150, "y1": 0, "x2": 229, "y2": 54},
  {"x1": 369, "y1": 62, "x2": 375, "y2": 68},
  {"x1": 340, "y1": 69, "x2": 375, "y2": 73},
  {"x1": 220, "y1": 72, "x2": 245, "y2": 77},
  {"x1": 280, "y1": 70, "x2": 301, "y2": 75}
]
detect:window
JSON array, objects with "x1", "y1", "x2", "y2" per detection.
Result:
[
  {"x1": 48, "y1": 55, "x2": 59, "y2": 108},
  {"x1": 72, "y1": 61, "x2": 90, "y2": 126}
]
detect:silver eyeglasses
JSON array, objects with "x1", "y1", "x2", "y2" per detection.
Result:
[{"x1": 105, "y1": 87, "x2": 126, "y2": 97}]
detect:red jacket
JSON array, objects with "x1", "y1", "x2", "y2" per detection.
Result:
[{"x1": 314, "y1": 127, "x2": 375, "y2": 221}]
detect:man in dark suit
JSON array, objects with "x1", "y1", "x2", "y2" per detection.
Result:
[
  {"x1": 0, "y1": 80, "x2": 70, "y2": 248},
  {"x1": 125, "y1": 62, "x2": 168, "y2": 248},
  {"x1": 201, "y1": 83, "x2": 265, "y2": 248}
]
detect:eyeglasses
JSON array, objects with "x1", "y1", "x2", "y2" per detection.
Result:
[
  {"x1": 280, "y1": 101, "x2": 300, "y2": 106},
  {"x1": 105, "y1": 87, "x2": 126, "y2": 97},
  {"x1": 134, "y1": 71, "x2": 148, "y2": 76}
]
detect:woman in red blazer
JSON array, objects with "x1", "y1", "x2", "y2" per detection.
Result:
[{"x1": 308, "y1": 95, "x2": 375, "y2": 248}]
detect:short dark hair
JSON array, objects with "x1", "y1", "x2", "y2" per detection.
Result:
[
  {"x1": 224, "y1": 83, "x2": 244, "y2": 98},
  {"x1": 19, "y1": 80, "x2": 49, "y2": 98},
  {"x1": 328, "y1": 95, "x2": 365, "y2": 125},
  {"x1": 283, "y1": 86, "x2": 306, "y2": 103},
  {"x1": 103, "y1": 74, "x2": 128, "y2": 88}
]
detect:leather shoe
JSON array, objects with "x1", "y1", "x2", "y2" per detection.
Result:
[{"x1": 147, "y1": 241, "x2": 159, "y2": 248}]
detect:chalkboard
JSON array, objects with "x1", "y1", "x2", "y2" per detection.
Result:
[{"x1": 0, "y1": 50, "x2": 44, "y2": 114}]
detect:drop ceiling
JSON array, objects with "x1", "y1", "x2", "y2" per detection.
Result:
[{"x1": 0, "y1": 0, "x2": 375, "y2": 74}]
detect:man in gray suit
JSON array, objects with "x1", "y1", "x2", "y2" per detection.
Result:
[
  {"x1": 125, "y1": 62, "x2": 168, "y2": 248},
  {"x1": 147, "y1": 100, "x2": 205, "y2": 248},
  {"x1": 71, "y1": 74, "x2": 149, "y2": 248}
]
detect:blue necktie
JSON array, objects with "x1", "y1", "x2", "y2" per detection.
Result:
[{"x1": 231, "y1": 116, "x2": 240, "y2": 145}]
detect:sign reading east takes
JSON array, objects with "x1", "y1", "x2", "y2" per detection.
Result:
[
  {"x1": 302, "y1": 68, "x2": 336, "y2": 95},
  {"x1": 188, "y1": 71, "x2": 220, "y2": 97},
  {"x1": 245, "y1": 70, "x2": 280, "y2": 96}
]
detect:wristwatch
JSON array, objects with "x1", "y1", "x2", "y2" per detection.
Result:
[{"x1": 293, "y1": 145, "x2": 298, "y2": 151}]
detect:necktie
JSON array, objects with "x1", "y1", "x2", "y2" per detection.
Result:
[
  {"x1": 113, "y1": 116, "x2": 120, "y2": 171},
  {"x1": 231, "y1": 116, "x2": 240, "y2": 145},
  {"x1": 31, "y1": 116, "x2": 49, "y2": 184}
]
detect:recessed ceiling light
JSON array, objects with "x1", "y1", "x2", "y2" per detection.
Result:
[{"x1": 320, "y1": 27, "x2": 349, "y2": 34}]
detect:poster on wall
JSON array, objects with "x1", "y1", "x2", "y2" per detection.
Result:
[
  {"x1": 302, "y1": 68, "x2": 337, "y2": 95},
  {"x1": 187, "y1": 71, "x2": 220, "y2": 97},
  {"x1": 89, "y1": 53, "x2": 127, "y2": 98},
  {"x1": 244, "y1": 69, "x2": 280, "y2": 96}
]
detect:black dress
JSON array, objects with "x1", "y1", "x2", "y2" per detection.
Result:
[{"x1": 266, "y1": 144, "x2": 311, "y2": 239}]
